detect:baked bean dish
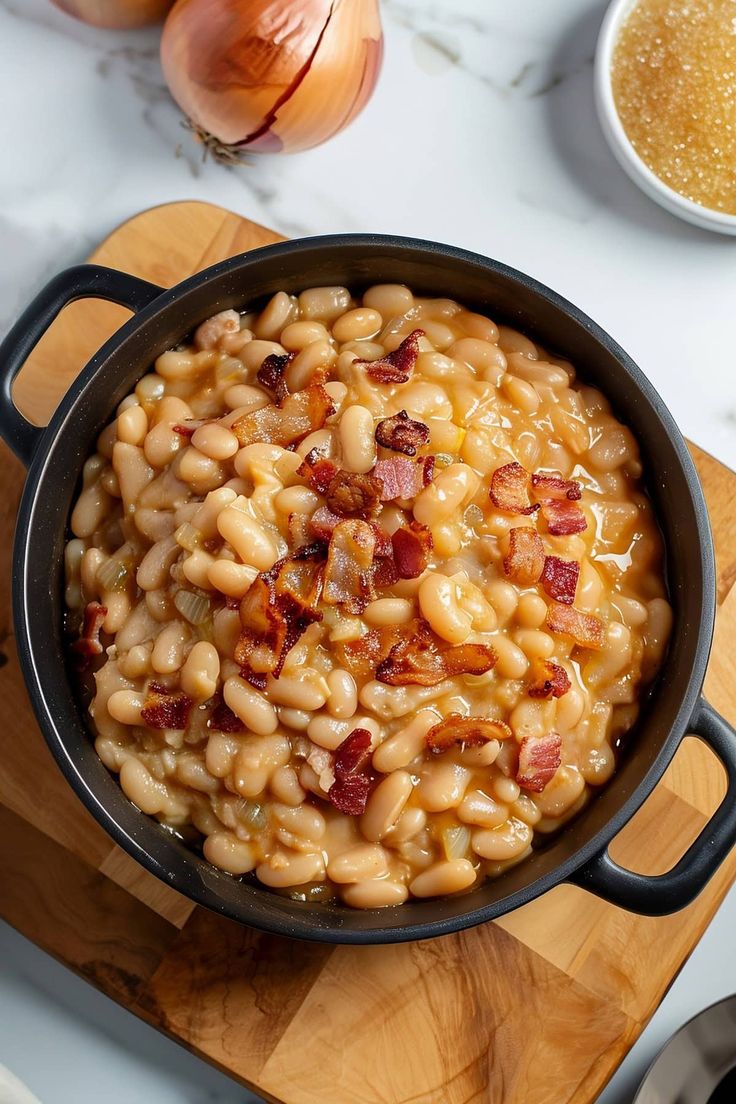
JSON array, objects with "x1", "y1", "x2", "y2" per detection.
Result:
[{"x1": 64, "y1": 283, "x2": 672, "y2": 908}]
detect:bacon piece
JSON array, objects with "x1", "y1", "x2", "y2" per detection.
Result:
[
  {"x1": 325, "y1": 470, "x2": 382, "y2": 519},
  {"x1": 334, "y1": 727, "x2": 373, "y2": 778},
  {"x1": 308, "y1": 505, "x2": 342, "y2": 542},
  {"x1": 376, "y1": 620, "x2": 497, "y2": 687},
  {"x1": 71, "y1": 601, "x2": 108, "y2": 660},
  {"x1": 540, "y1": 500, "x2": 587, "y2": 535},
  {"x1": 527, "y1": 659, "x2": 571, "y2": 699},
  {"x1": 328, "y1": 774, "x2": 373, "y2": 815},
  {"x1": 372, "y1": 554, "x2": 399, "y2": 589},
  {"x1": 256, "y1": 352, "x2": 294, "y2": 404},
  {"x1": 231, "y1": 378, "x2": 334, "y2": 449},
  {"x1": 546, "y1": 601, "x2": 605, "y2": 649},
  {"x1": 235, "y1": 549, "x2": 324, "y2": 677},
  {"x1": 489, "y1": 462, "x2": 538, "y2": 515},
  {"x1": 516, "y1": 733, "x2": 562, "y2": 792},
  {"x1": 141, "y1": 690, "x2": 193, "y2": 730},
  {"x1": 297, "y1": 448, "x2": 338, "y2": 496},
  {"x1": 442, "y1": 643, "x2": 499, "y2": 678},
  {"x1": 369, "y1": 524, "x2": 393, "y2": 558},
  {"x1": 359, "y1": 329, "x2": 424, "y2": 384},
  {"x1": 371, "y1": 525, "x2": 399, "y2": 589},
  {"x1": 391, "y1": 522, "x2": 432, "y2": 579},
  {"x1": 323, "y1": 520, "x2": 376, "y2": 614},
  {"x1": 334, "y1": 624, "x2": 404, "y2": 681},
  {"x1": 426, "y1": 714, "x2": 513, "y2": 754},
  {"x1": 375, "y1": 410, "x2": 430, "y2": 456},
  {"x1": 540, "y1": 555, "x2": 580, "y2": 605},
  {"x1": 503, "y1": 527, "x2": 545, "y2": 585},
  {"x1": 208, "y1": 698, "x2": 244, "y2": 733},
  {"x1": 328, "y1": 727, "x2": 375, "y2": 815},
  {"x1": 373, "y1": 457, "x2": 434, "y2": 501},
  {"x1": 531, "y1": 472, "x2": 582, "y2": 501},
  {"x1": 242, "y1": 669, "x2": 268, "y2": 691}
]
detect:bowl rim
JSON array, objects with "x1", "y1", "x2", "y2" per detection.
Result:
[
  {"x1": 632, "y1": 991, "x2": 736, "y2": 1103},
  {"x1": 11, "y1": 233, "x2": 716, "y2": 943},
  {"x1": 594, "y1": 0, "x2": 736, "y2": 234}
]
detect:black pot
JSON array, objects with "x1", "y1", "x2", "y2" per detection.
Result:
[{"x1": 2, "y1": 235, "x2": 735, "y2": 944}]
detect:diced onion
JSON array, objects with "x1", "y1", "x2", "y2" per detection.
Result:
[
  {"x1": 235, "y1": 799, "x2": 267, "y2": 832},
  {"x1": 175, "y1": 522, "x2": 203, "y2": 553},
  {"x1": 174, "y1": 589, "x2": 211, "y2": 625},
  {"x1": 96, "y1": 557, "x2": 130, "y2": 593},
  {"x1": 442, "y1": 825, "x2": 472, "y2": 861}
]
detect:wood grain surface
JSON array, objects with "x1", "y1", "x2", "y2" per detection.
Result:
[{"x1": 2, "y1": 200, "x2": 735, "y2": 1104}]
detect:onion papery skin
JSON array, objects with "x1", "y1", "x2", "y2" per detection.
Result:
[
  {"x1": 51, "y1": 0, "x2": 174, "y2": 28},
  {"x1": 161, "y1": 0, "x2": 383, "y2": 156}
]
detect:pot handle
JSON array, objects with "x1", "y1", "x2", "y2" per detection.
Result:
[
  {"x1": 571, "y1": 698, "x2": 736, "y2": 915},
  {"x1": 0, "y1": 264, "x2": 164, "y2": 466}
]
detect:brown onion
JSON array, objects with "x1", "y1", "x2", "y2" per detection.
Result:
[
  {"x1": 160, "y1": 0, "x2": 383, "y2": 158},
  {"x1": 50, "y1": 0, "x2": 174, "y2": 27}
]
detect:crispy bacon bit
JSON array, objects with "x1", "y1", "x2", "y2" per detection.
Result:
[
  {"x1": 334, "y1": 727, "x2": 373, "y2": 777},
  {"x1": 392, "y1": 522, "x2": 433, "y2": 579},
  {"x1": 376, "y1": 620, "x2": 497, "y2": 686},
  {"x1": 334, "y1": 624, "x2": 403, "y2": 680},
  {"x1": 546, "y1": 601, "x2": 605, "y2": 650},
  {"x1": 540, "y1": 500, "x2": 587, "y2": 536},
  {"x1": 516, "y1": 733, "x2": 562, "y2": 792},
  {"x1": 256, "y1": 352, "x2": 294, "y2": 404},
  {"x1": 359, "y1": 329, "x2": 424, "y2": 384},
  {"x1": 527, "y1": 659, "x2": 571, "y2": 699},
  {"x1": 369, "y1": 524, "x2": 393, "y2": 559},
  {"x1": 375, "y1": 410, "x2": 430, "y2": 456},
  {"x1": 242, "y1": 668, "x2": 268, "y2": 691},
  {"x1": 426, "y1": 713, "x2": 513, "y2": 754},
  {"x1": 235, "y1": 550, "x2": 324, "y2": 678},
  {"x1": 540, "y1": 555, "x2": 580, "y2": 605},
  {"x1": 141, "y1": 690, "x2": 193, "y2": 730},
  {"x1": 323, "y1": 520, "x2": 376, "y2": 613},
  {"x1": 373, "y1": 553, "x2": 399, "y2": 588},
  {"x1": 232, "y1": 378, "x2": 334, "y2": 449},
  {"x1": 503, "y1": 527, "x2": 545, "y2": 585},
  {"x1": 489, "y1": 462, "x2": 538, "y2": 515},
  {"x1": 308, "y1": 505, "x2": 342, "y2": 542},
  {"x1": 532, "y1": 472, "x2": 582, "y2": 501},
  {"x1": 325, "y1": 470, "x2": 382, "y2": 519},
  {"x1": 297, "y1": 449, "x2": 339, "y2": 495},
  {"x1": 328, "y1": 774, "x2": 372, "y2": 815},
  {"x1": 208, "y1": 698, "x2": 244, "y2": 733},
  {"x1": 371, "y1": 524, "x2": 399, "y2": 589},
  {"x1": 328, "y1": 728, "x2": 375, "y2": 815},
  {"x1": 71, "y1": 601, "x2": 107, "y2": 660},
  {"x1": 374, "y1": 457, "x2": 434, "y2": 501}
]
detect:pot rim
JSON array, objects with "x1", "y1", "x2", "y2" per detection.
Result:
[{"x1": 10, "y1": 233, "x2": 717, "y2": 942}]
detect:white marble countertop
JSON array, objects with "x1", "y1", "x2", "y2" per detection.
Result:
[{"x1": 1, "y1": 0, "x2": 735, "y2": 1101}]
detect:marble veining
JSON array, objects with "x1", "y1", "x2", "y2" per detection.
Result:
[
  {"x1": 0, "y1": 2, "x2": 735, "y2": 1101},
  {"x1": 0, "y1": 0, "x2": 733, "y2": 459}
]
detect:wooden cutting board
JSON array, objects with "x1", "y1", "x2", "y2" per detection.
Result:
[{"x1": 3, "y1": 200, "x2": 736, "y2": 1104}]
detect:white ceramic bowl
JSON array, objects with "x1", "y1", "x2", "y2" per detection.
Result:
[{"x1": 595, "y1": 0, "x2": 736, "y2": 235}]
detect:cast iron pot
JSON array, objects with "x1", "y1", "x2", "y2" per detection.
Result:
[{"x1": 2, "y1": 235, "x2": 735, "y2": 944}]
